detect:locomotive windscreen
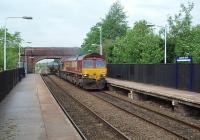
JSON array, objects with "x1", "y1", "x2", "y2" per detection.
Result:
[
  {"x1": 96, "y1": 60, "x2": 106, "y2": 68},
  {"x1": 83, "y1": 59, "x2": 106, "y2": 68},
  {"x1": 83, "y1": 60, "x2": 94, "y2": 68}
]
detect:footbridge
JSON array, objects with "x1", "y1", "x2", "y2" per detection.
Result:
[{"x1": 20, "y1": 47, "x2": 79, "y2": 73}]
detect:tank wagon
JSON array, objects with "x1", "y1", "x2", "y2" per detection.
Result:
[{"x1": 59, "y1": 53, "x2": 107, "y2": 89}]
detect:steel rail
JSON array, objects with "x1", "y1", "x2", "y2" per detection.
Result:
[
  {"x1": 42, "y1": 76, "x2": 88, "y2": 140},
  {"x1": 90, "y1": 91, "x2": 195, "y2": 140},
  {"x1": 44, "y1": 76, "x2": 130, "y2": 140},
  {"x1": 102, "y1": 91, "x2": 200, "y2": 131}
]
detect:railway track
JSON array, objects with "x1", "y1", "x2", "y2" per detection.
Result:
[
  {"x1": 42, "y1": 76, "x2": 130, "y2": 140},
  {"x1": 90, "y1": 91, "x2": 200, "y2": 140}
]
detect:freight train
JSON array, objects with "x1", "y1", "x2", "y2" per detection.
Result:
[{"x1": 59, "y1": 53, "x2": 107, "y2": 90}]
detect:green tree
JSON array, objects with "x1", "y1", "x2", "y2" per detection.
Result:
[
  {"x1": 175, "y1": 25, "x2": 200, "y2": 63},
  {"x1": 81, "y1": 22, "x2": 102, "y2": 54},
  {"x1": 167, "y1": 2, "x2": 195, "y2": 62},
  {"x1": 102, "y1": 1, "x2": 128, "y2": 40},
  {"x1": 81, "y1": 1, "x2": 128, "y2": 62},
  {"x1": 168, "y1": 2, "x2": 194, "y2": 40},
  {"x1": 112, "y1": 20, "x2": 163, "y2": 64},
  {"x1": 190, "y1": 25, "x2": 200, "y2": 62},
  {"x1": 0, "y1": 28, "x2": 22, "y2": 70}
]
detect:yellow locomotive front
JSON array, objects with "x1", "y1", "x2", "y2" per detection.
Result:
[{"x1": 81, "y1": 58, "x2": 107, "y2": 89}]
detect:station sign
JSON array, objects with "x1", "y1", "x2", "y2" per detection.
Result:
[
  {"x1": 175, "y1": 56, "x2": 193, "y2": 91},
  {"x1": 176, "y1": 56, "x2": 192, "y2": 62}
]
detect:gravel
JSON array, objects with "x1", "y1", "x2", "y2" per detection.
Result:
[{"x1": 50, "y1": 75, "x2": 181, "y2": 140}]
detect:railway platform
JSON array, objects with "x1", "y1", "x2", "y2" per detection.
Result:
[
  {"x1": 0, "y1": 74, "x2": 82, "y2": 140},
  {"x1": 106, "y1": 77, "x2": 200, "y2": 109}
]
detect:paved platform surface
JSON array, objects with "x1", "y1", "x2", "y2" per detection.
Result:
[
  {"x1": 106, "y1": 77, "x2": 200, "y2": 108},
  {"x1": 0, "y1": 74, "x2": 82, "y2": 140}
]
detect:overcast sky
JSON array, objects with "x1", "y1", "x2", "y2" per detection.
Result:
[{"x1": 0, "y1": 0, "x2": 199, "y2": 48}]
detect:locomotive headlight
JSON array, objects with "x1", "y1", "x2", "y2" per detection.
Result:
[
  {"x1": 83, "y1": 74, "x2": 88, "y2": 77},
  {"x1": 101, "y1": 74, "x2": 106, "y2": 77}
]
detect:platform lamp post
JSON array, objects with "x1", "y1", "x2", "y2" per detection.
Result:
[
  {"x1": 98, "y1": 26, "x2": 103, "y2": 55},
  {"x1": 91, "y1": 44, "x2": 99, "y2": 51},
  {"x1": 4, "y1": 16, "x2": 33, "y2": 70},
  {"x1": 91, "y1": 26, "x2": 103, "y2": 55},
  {"x1": 147, "y1": 24, "x2": 167, "y2": 64},
  {"x1": 19, "y1": 41, "x2": 32, "y2": 68}
]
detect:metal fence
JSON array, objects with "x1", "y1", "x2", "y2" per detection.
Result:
[
  {"x1": 107, "y1": 64, "x2": 200, "y2": 93},
  {"x1": 0, "y1": 68, "x2": 25, "y2": 101}
]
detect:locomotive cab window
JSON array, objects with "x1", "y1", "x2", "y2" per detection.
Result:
[
  {"x1": 96, "y1": 60, "x2": 106, "y2": 68},
  {"x1": 83, "y1": 60, "x2": 94, "y2": 68}
]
